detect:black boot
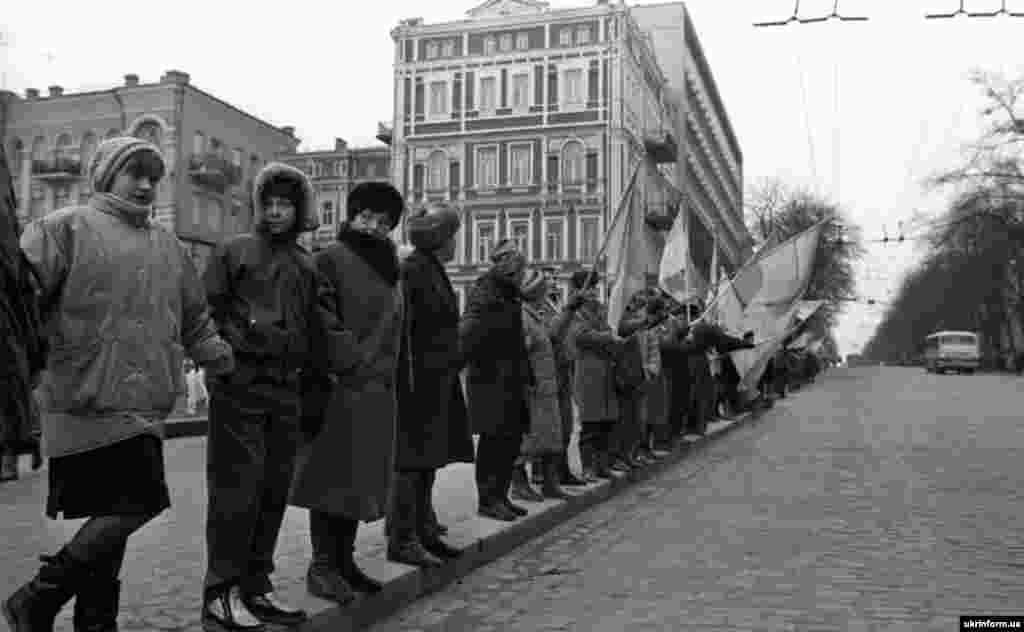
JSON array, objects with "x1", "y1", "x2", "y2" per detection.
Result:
[
  {"x1": 541, "y1": 455, "x2": 570, "y2": 500},
  {"x1": 339, "y1": 527, "x2": 383, "y2": 594},
  {"x1": 509, "y1": 464, "x2": 543, "y2": 503},
  {"x1": 415, "y1": 473, "x2": 461, "y2": 559},
  {"x1": 3, "y1": 549, "x2": 83, "y2": 632},
  {"x1": 307, "y1": 512, "x2": 355, "y2": 606},
  {"x1": 73, "y1": 576, "x2": 121, "y2": 632},
  {"x1": 386, "y1": 541, "x2": 443, "y2": 568},
  {"x1": 31, "y1": 445, "x2": 43, "y2": 472},
  {"x1": 386, "y1": 472, "x2": 442, "y2": 569}
]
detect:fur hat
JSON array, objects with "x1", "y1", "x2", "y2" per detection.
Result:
[
  {"x1": 347, "y1": 181, "x2": 405, "y2": 229},
  {"x1": 252, "y1": 162, "x2": 318, "y2": 234},
  {"x1": 407, "y1": 204, "x2": 461, "y2": 251},
  {"x1": 89, "y1": 136, "x2": 165, "y2": 194},
  {"x1": 490, "y1": 238, "x2": 526, "y2": 279},
  {"x1": 520, "y1": 267, "x2": 547, "y2": 299}
]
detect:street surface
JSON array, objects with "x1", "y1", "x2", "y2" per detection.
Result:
[{"x1": 367, "y1": 367, "x2": 1024, "y2": 632}]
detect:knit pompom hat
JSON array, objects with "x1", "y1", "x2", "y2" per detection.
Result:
[
  {"x1": 520, "y1": 267, "x2": 547, "y2": 300},
  {"x1": 89, "y1": 136, "x2": 165, "y2": 193},
  {"x1": 407, "y1": 204, "x2": 461, "y2": 251}
]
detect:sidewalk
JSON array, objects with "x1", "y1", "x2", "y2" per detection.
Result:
[{"x1": 0, "y1": 410, "x2": 762, "y2": 632}]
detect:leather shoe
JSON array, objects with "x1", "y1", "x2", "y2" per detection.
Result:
[
  {"x1": 241, "y1": 591, "x2": 307, "y2": 626},
  {"x1": 422, "y1": 537, "x2": 463, "y2": 559},
  {"x1": 387, "y1": 541, "x2": 443, "y2": 568},
  {"x1": 478, "y1": 503, "x2": 517, "y2": 521},
  {"x1": 201, "y1": 585, "x2": 264, "y2": 631},
  {"x1": 306, "y1": 563, "x2": 355, "y2": 605}
]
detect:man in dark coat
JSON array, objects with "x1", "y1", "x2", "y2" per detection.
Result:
[
  {"x1": 461, "y1": 239, "x2": 532, "y2": 522},
  {"x1": 289, "y1": 182, "x2": 407, "y2": 605},
  {"x1": 388, "y1": 203, "x2": 473, "y2": 567},
  {"x1": 202, "y1": 162, "x2": 321, "y2": 630}
]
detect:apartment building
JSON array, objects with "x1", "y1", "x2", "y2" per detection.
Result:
[{"x1": 0, "y1": 70, "x2": 298, "y2": 273}]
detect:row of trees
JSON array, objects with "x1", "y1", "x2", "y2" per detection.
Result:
[
  {"x1": 863, "y1": 70, "x2": 1024, "y2": 368},
  {"x1": 744, "y1": 179, "x2": 865, "y2": 363}
]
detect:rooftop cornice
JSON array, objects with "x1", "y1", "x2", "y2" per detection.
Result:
[{"x1": 392, "y1": 4, "x2": 619, "y2": 39}]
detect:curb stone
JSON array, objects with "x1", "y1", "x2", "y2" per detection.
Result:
[{"x1": 295, "y1": 407, "x2": 765, "y2": 632}]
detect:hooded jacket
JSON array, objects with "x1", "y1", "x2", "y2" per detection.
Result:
[
  {"x1": 203, "y1": 162, "x2": 321, "y2": 380},
  {"x1": 20, "y1": 136, "x2": 232, "y2": 458}
]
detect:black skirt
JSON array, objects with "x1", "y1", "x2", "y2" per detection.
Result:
[{"x1": 46, "y1": 434, "x2": 171, "y2": 520}]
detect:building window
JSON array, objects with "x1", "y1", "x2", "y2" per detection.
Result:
[
  {"x1": 192, "y1": 195, "x2": 203, "y2": 226},
  {"x1": 516, "y1": 33, "x2": 529, "y2": 50},
  {"x1": 562, "y1": 68, "x2": 584, "y2": 106},
  {"x1": 507, "y1": 218, "x2": 532, "y2": 260},
  {"x1": 559, "y1": 28, "x2": 572, "y2": 46},
  {"x1": 442, "y1": 39, "x2": 455, "y2": 57},
  {"x1": 231, "y1": 149, "x2": 242, "y2": 168},
  {"x1": 427, "y1": 151, "x2": 447, "y2": 190},
  {"x1": 9, "y1": 139, "x2": 23, "y2": 173},
  {"x1": 500, "y1": 34, "x2": 513, "y2": 51},
  {"x1": 543, "y1": 217, "x2": 566, "y2": 261},
  {"x1": 475, "y1": 219, "x2": 497, "y2": 263},
  {"x1": 53, "y1": 134, "x2": 72, "y2": 162},
  {"x1": 192, "y1": 132, "x2": 205, "y2": 155},
  {"x1": 476, "y1": 146, "x2": 498, "y2": 188},
  {"x1": 210, "y1": 138, "x2": 223, "y2": 155},
  {"x1": 484, "y1": 36, "x2": 497, "y2": 55},
  {"x1": 578, "y1": 215, "x2": 601, "y2": 261},
  {"x1": 576, "y1": 27, "x2": 591, "y2": 45},
  {"x1": 511, "y1": 72, "x2": 530, "y2": 111},
  {"x1": 79, "y1": 131, "x2": 98, "y2": 169},
  {"x1": 509, "y1": 143, "x2": 532, "y2": 186},
  {"x1": 208, "y1": 198, "x2": 223, "y2": 231},
  {"x1": 367, "y1": 162, "x2": 377, "y2": 178},
  {"x1": 479, "y1": 75, "x2": 497, "y2": 112},
  {"x1": 322, "y1": 201, "x2": 334, "y2": 225},
  {"x1": 562, "y1": 141, "x2": 585, "y2": 183},
  {"x1": 428, "y1": 81, "x2": 449, "y2": 119},
  {"x1": 426, "y1": 41, "x2": 439, "y2": 59}
]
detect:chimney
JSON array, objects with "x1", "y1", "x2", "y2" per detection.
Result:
[
  {"x1": 124, "y1": 74, "x2": 140, "y2": 87},
  {"x1": 48, "y1": 85, "x2": 64, "y2": 97},
  {"x1": 25, "y1": 88, "x2": 40, "y2": 100},
  {"x1": 161, "y1": 70, "x2": 190, "y2": 85},
  {"x1": 281, "y1": 126, "x2": 296, "y2": 137},
  {"x1": 334, "y1": 137, "x2": 347, "y2": 152}
]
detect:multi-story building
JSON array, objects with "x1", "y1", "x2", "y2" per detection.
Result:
[
  {"x1": 389, "y1": 0, "x2": 750, "y2": 311},
  {"x1": 278, "y1": 137, "x2": 391, "y2": 252},
  {"x1": 0, "y1": 70, "x2": 299, "y2": 273}
]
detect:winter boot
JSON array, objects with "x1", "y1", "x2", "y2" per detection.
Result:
[
  {"x1": 307, "y1": 514, "x2": 355, "y2": 606},
  {"x1": 509, "y1": 464, "x2": 543, "y2": 503},
  {"x1": 3, "y1": 549, "x2": 84, "y2": 632},
  {"x1": 339, "y1": 531, "x2": 383, "y2": 594},
  {"x1": 541, "y1": 456, "x2": 570, "y2": 500},
  {"x1": 73, "y1": 577, "x2": 121, "y2": 632}
]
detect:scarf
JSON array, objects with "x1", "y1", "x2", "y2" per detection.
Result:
[
  {"x1": 91, "y1": 192, "x2": 153, "y2": 228},
  {"x1": 336, "y1": 225, "x2": 399, "y2": 286}
]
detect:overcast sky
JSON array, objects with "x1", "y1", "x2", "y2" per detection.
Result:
[{"x1": 4, "y1": 0, "x2": 1022, "y2": 357}]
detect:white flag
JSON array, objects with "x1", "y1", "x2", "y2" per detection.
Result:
[{"x1": 658, "y1": 206, "x2": 705, "y2": 304}]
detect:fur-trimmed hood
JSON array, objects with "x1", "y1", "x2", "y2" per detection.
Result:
[{"x1": 251, "y1": 162, "x2": 319, "y2": 238}]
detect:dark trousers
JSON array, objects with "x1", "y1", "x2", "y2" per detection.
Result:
[
  {"x1": 475, "y1": 431, "x2": 523, "y2": 507},
  {"x1": 64, "y1": 513, "x2": 159, "y2": 578},
  {"x1": 613, "y1": 388, "x2": 644, "y2": 458},
  {"x1": 204, "y1": 380, "x2": 301, "y2": 596},
  {"x1": 386, "y1": 469, "x2": 438, "y2": 545},
  {"x1": 310, "y1": 510, "x2": 358, "y2": 570},
  {"x1": 579, "y1": 419, "x2": 616, "y2": 471}
]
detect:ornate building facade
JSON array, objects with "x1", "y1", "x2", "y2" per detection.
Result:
[
  {"x1": 0, "y1": 70, "x2": 298, "y2": 273},
  {"x1": 389, "y1": 0, "x2": 750, "y2": 310}
]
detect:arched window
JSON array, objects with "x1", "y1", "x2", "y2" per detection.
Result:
[
  {"x1": 80, "y1": 132, "x2": 97, "y2": 171},
  {"x1": 30, "y1": 136, "x2": 46, "y2": 166},
  {"x1": 561, "y1": 141, "x2": 584, "y2": 184},
  {"x1": 134, "y1": 121, "x2": 161, "y2": 146},
  {"x1": 427, "y1": 151, "x2": 446, "y2": 190},
  {"x1": 7, "y1": 139, "x2": 23, "y2": 174},
  {"x1": 54, "y1": 133, "x2": 73, "y2": 162}
]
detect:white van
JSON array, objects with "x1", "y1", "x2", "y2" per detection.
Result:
[{"x1": 922, "y1": 331, "x2": 980, "y2": 374}]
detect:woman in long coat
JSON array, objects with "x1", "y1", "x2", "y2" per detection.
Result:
[
  {"x1": 388, "y1": 203, "x2": 474, "y2": 567},
  {"x1": 461, "y1": 239, "x2": 532, "y2": 522},
  {"x1": 289, "y1": 182, "x2": 405, "y2": 605}
]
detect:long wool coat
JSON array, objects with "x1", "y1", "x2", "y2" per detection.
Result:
[
  {"x1": 460, "y1": 270, "x2": 532, "y2": 437},
  {"x1": 519, "y1": 302, "x2": 564, "y2": 456},
  {"x1": 394, "y1": 249, "x2": 474, "y2": 470},
  {"x1": 572, "y1": 298, "x2": 620, "y2": 424},
  {"x1": 289, "y1": 235, "x2": 402, "y2": 522}
]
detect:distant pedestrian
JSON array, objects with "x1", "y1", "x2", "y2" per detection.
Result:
[
  {"x1": 462, "y1": 239, "x2": 533, "y2": 522},
  {"x1": 4, "y1": 137, "x2": 234, "y2": 632},
  {"x1": 388, "y1": 202, "x2": 473, "y2": 569},
  {"x1": 289, "y1": 182, "x2": 407, "y2": 604},
  {"x1": 201, "y1": 162, "x2": 320, "y2": 630}
]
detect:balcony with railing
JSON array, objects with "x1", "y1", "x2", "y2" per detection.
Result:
[{"x1": 32, "y1": 158, "x2": 82, "y2": 183}]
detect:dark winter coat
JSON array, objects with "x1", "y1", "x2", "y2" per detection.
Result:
[
  {"x1": 573, "y1": 298, "x2": 621, "y2": 423},
  {"x1": 394, "y1": 249, "x2": 474, "y2": 470},
  {"x1": 520, "y1": 301, "x2": 565, "y2": 456},
  {"x1": 289, "y1": 228, "x2": 403, "y2": 521},
  {"x1": 203, "y1": 163, "x2": 320, "y2": 383},
  {"x1": 460, "y1": 269, "x2": 532, "y2": 437}
]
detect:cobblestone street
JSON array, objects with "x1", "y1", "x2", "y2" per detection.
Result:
[{"x1": 368, "y1": 367, "x2": 1024, "y2": 632}]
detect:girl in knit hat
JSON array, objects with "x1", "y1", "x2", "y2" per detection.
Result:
[
  {"x1": 5, "y1": 136, "x2": 234, "y2": 632},
  {"x1": 460, "y1": 239, "x2": 533, "y2": 521},
  {"x1": 387, "y1": 203, "x2": 473, "y2": 569}
]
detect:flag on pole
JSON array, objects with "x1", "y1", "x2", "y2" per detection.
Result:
[
  {"x1": 606, "y1": 186, "x2": 650, "y2": 330},
  {"x1": 658, "y1": 204, "x2": 705, "y2": 305},
  {"x1": 706, "y1": 238, "x2": 720, "y2": 304}
]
